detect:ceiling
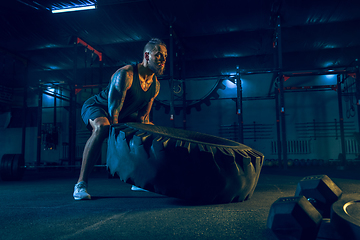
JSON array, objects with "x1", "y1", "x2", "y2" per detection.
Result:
[{"x1": 1, "y1": 0, "x2": 360, "y2": 90}]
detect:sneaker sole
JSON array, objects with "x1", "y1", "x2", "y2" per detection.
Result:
[{"x1": 73, "y1": 195, "x2": 91, "y2": 200}]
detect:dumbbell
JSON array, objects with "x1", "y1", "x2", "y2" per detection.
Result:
[
  {"x1": 267, "y1": 196, "x2": 322, "y2": 240},
  {"x1": 267, "y1": 175, "x2": 343, "y2": 240},
  {"x1": 294, "y1": 175, "x2": 342, "y2": 218}
]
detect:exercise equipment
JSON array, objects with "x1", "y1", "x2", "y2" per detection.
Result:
[
  {"x1": 331, "y1": 195, "x2": 360, "y2": 240},
  {"x1": 267, "y1": 196, "x2": 323, "y2": 240},
  {"x1": 0, "y1": 154, "x2": 25, "y2": 181},
  {"x1": 267, "y1": 175, "x2": 344, "y2": 239},
  {"x1": 107, "y1": 122, "x2": 264, "y2": 204},
  {"x1": 295, "y1": 174, "x2": 342, "y2": 218}
]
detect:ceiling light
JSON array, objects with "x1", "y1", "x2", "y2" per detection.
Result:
[{"x1": 52, "y1": 5, "x2": 96, "y2": 14}]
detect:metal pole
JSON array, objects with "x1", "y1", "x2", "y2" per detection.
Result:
[
  {"x1": 69, "y1": 40, "x2": 78, "y2": 166},
  {"x1": 54, "y1": 88, "x2": 57, "y2": 127},
  {"x1": 36, "y1": 85, "x2": 43, "y2": 166},
  {"x1": 276, "y1": 15, "x2": 287, "y2": 169},
  {"x1": 182, "y1": 53, "x2": 187, "y2": 130},
  {"x1": 169, "y1": 25, "x2": 175, "y2": 126},
  {"x1": 236, "y1": 67, "x2": 244, "y2": 143},
  {"x1": 275, "y1": 83, "x2": 282, "y2": 163},
  {"x1": 279, "y1": 75, "x2": 287, "y2": 169},
  {"x1": 21, "y1": 65, "x2": 28, "y2": 157},
  {"x1": 69, "y1": 86, "x2": 76, "y2": 165},
  {"x1": 337, "y1": 74, "x2": 346, "y2": 167},
  {"x1": 356, "y1": 68, "x2": 360, "y2": 131}
]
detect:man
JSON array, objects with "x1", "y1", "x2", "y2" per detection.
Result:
[{"x1": 73, "y1": 38, "x2": 167, "y2": 200}]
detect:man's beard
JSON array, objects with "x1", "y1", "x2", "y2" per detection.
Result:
[{"x1": 149, "y1": 61, "x2": 165, "y2": 76}]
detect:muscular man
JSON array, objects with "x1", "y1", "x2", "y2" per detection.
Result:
[{"x1": 73, "y1": 38, "x2": 167, "y2": 200}]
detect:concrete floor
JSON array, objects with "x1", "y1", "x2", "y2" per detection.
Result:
[{"x1": 0, "y1": 166, "x2": 359, "y2": 240}]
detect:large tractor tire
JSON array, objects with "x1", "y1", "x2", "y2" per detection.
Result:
[{"x1": 107, "y1": 123, "x2": 264, "y2": 204}]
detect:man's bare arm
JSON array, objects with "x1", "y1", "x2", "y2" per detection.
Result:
[
  {"x1": 108, "y1": 66, "x2": 133, "y2": 124},
  {"x1": 137, "y1": 79, "x2": 160, "y2": 124}
]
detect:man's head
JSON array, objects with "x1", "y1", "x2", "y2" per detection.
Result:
[{"x1": 143, "y1": 38, "x2": 167, "y2": 76}]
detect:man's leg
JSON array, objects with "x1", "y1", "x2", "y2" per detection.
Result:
[{"x1": 73, "y1": 117, "x2": 110, "y2": 200}]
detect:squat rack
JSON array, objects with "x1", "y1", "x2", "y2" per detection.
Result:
[
  {"x1": 28, "y1": 37, "x2": 104, "y2": 167},
  {"x1": 234, "y1": 15, "x2": 360, "y2": 169}
]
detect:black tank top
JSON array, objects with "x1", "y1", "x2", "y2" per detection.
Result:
[{"x1": 91, "y1": 64, "x2": 156, "y2": 121}]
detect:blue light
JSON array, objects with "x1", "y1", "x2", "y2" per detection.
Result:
[
  {"x1": 223, "y1": 53, "x2": 242, "y2": 58},
  {"x1": 47, "y1": 87, "x2": 55, "y2": 92},
  {"x1": 52, "y1": 1, "x2": 97, "y2": 14},
  {"x1": 52, "y1": 5, "x2": 96, "y2": 13},
  {"x1": 326, "y1": 74, "x2": 336, "y2": 79},
  {"x1": 323, "y1": 62, "x2": 334, "y2": 68},
  {"x1": 224, "y1": 79, "x2": 237, "y2": 89}
]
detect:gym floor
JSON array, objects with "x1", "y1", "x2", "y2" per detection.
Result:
[{"x1": 0, "y1": 165, "x2": 359, "y2": 240}]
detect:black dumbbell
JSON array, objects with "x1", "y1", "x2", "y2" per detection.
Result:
[
  {"x1": 267, "y1": 196, "x2": 322, "y2": 240},
  {"x1": 294, "y1": 175, "x2": 342, "y2": 218},
  {"x1": 267, "y1": 175, "x2": 343, "y2": 240}
]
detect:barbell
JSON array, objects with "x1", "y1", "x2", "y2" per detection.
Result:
[{"x1": 0, "y1": 154, "x2": 107, "y2": 181}]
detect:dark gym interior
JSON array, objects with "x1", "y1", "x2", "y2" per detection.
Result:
[{"x1": 1, "y1": 1, "x2": 360, "y2": 240}]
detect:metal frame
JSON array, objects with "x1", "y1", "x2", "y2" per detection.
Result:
[
  {"x1": 274, "y1": 15, "x2": 288, "y2": 168},
  {"x1": 337, "y1": 74, "x2": 347, "y2": 166},
  {"x1": 236, "y1": 66, "x2": 244, "y2": 143}
]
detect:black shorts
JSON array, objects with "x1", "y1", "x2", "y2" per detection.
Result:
[{"x1": 81, "y1": 97, "x2": 137, "y2": 131}]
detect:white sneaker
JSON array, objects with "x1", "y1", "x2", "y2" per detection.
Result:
[
  {"x1": 131, "y1": 185, "x2": 149, "y2": 192},
  {"x1": 73, "y1": 181, "x2": 91, "y2": 200}
]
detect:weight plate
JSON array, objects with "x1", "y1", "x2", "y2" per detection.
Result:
[
  {"x1": 331, "y1": 194, "x2": 360, "y2": 240},
  {"x1": 1, "y1": 154, "x2": 14, "y2": 181},
  {"x1": 12, "y1": 154, "x2": 25, "y2": 180},
  {"x1": 0, "y1": 154, "x2": 24, "y2": 181}
]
